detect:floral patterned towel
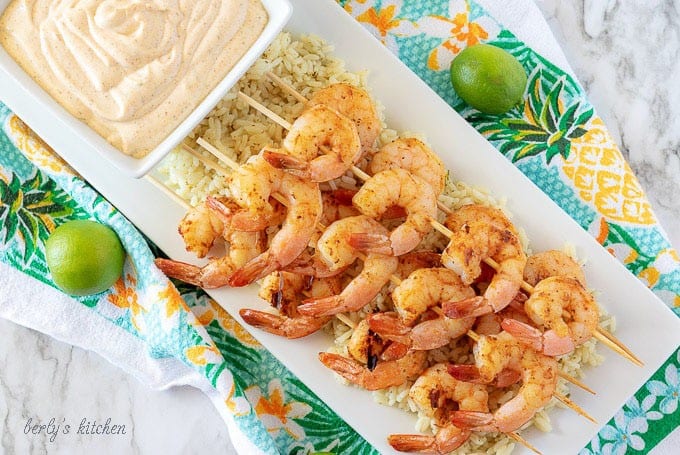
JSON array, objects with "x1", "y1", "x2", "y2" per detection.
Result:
[{"x1": 0, "y1": 1, "x2": 678, "y2": 454}]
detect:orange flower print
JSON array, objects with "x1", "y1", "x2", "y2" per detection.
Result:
[
  {"x1": 210, "y1": 299, "x2": 261, "y2": 348},
  {"x1": 353, "y1": 1, "x2": 418, "y2": 51},
  {"x1": 416, "y1": 1, "x2": 499, "y2": 71},
  {"x1": 157, "y1": 283, "x2": 190, "y2": 319},
  {"x1": 245, "y1": 379, "x2": 312, "y2": 440},
  {"x1": 185, "y1": 345, "x2": 222, "y2": 366},
  {"x1": 341, "y1": 0, "x2": 368, "y2": 14},
  {"x1": 107, "y1": 273, "x2": 146, "y2": 331}
]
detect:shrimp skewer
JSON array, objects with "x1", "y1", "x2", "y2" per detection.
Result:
[
  {"x1": 388, "y1": 364, "x2": 489, "y2": 454},
  {"x1": 204, "y1": 94, "x2": 640, "y2": 363},
  {"x1": 441, "y1": 205, "x2": 527, "y2": 319},
  {"x1": 227, "y1": 155, "x2": 323, "y2": 287},
  {"x1": 263, "y1": 104, "x2": 362, "y2": 182},
  {"x1": 187, "y1": 138, "x2": 625, "y2": 380},
  {"x1": 502, "y1": 275, "x2": 598, "y2": 356},
  {"x1": 296, "y1": 215, "x2": 399, "y2": 317},
  {"x1": 240, "y1": 272, "x2": 342, "y2": 339}
]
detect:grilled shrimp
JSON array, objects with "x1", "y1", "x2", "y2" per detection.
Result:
[
  {"x1": 350, "y1": 169, "x2": 438, "y2": 256},
  {"x1": 227, "y1": 156, "x2": 323, "y2": 287},
  {"x1": 318, "y1": 350, "x2": 427, "y2": 391},
  {"x1": 345, "y1": 318, "x2": 409, "y2": 365},
  {"x1": 368, "y1": 310, "x2": 474, "y2": 353},
  {"x1": 523, "y1": 249, "x2": 586, "y2": 287},
  {"x1": 263, "y1": 104, "x2": 362, "y2": 182},
  {"x1": 283, "y1": 189, "x2": 359, "y2": 277},
  {"x1": 448, "y1": 331, "x2": 558, "y2": 433},
  {"x1": 502, "y1": 275, "x2": 599, "y2": 356},
  {"x1": 239, "y1": 272, "x2": 342, "y2": 339},
  {"x1": 394, "y1": 251, "x2": 442, "y2": 280},
  {"x1": 388, "y1": 364, "x2": 489, "y2": 454},
  {"x1": 441, "y1": 205, "x2": 527, "y2": 318},
  {"x1": 297, "y1": 216, "x2": 398, "y2": 317},
  {"x1": 176, "y1": 200, "x2": 225, "y2": 258},
  {"x1": 308, "y1": 83, "x2": 382, "y2": 153},
  {"x1": 155, "y1": 197, "x2": 265, "y2": 288},
  {"x1": 369, "y1": 138, "x2": 446, "y2": 196},
  {"x1": 391, "y1": 268, "x2": 475, "y2": 325}
]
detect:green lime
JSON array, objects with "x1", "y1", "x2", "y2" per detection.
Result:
[
  {"x1": 45, "y1": 220, "x2": 126, "y2": 296},
  {"x1": 450, "y1": 43, "x2": 527, "y2": 114}
]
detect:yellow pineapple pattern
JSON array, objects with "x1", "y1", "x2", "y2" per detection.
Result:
[
  {"x1": 6, "y1": 115, "x2": 77, "y2": 177},
  {"x1": 563, "y1": 116, "x2": 654, "y2": 225}
]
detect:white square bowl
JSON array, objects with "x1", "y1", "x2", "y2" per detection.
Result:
[{"x1": 0, "y1": 0, "x2": 292, "y2": 178}]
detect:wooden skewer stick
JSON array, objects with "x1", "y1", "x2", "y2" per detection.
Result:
[
  {"x1": 559, "y1": 372, "x2": 596, "y2": 396},
  {"x1": 242, "y1": 82, "x2": 641, "y2": 368},
  {"x1": 554, "y1": 394, "x2": 598, "y2": 424},
  {"x1": 144, "y1": 175, "x2": 190, "y2": 210},
  {"x1": 508, "y1": 432, "x2": 542, "y2": 455}
]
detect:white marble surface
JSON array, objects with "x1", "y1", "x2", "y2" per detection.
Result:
[{"x1": 1, "y1": 1, "x2": 678, "y2": 454}]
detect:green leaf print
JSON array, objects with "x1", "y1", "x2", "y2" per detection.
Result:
[
  {"x1": 470, "y1": 69, "x2": 594, "y2": 164},
  {"x1": 605, "y1": 221, "x2": 656, "y2": 275},
  {"x1": 0, "y1": 170, "x2": 82, "y2": 265},
  {"x1": 286, "y1": 378, "x2": 377, "y2": 455}
]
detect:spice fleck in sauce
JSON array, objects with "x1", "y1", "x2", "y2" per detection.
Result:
[{"x1": 0, "y1": 0, "x2": 268, "y2": 157}]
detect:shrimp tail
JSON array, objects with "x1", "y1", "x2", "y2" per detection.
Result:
[
  {"x1": 368, "y1": 313, "x2": 411, "y2": 340},
  {"x1": 501, "y1": 318, "x2": 575, "y2": 356},
  {"x1": 450, "y1": 411, "x2": 494, "y2": 431},
  {"x1": 228, "y1": 253, "x2": 277, "y2": 287},
  {"x1": 500, "y1": 318, "x2": 544, "y2": 352},
  {"x1": 389, "y1": 426, "x2": 471, "y2": 454},
  {"x1": 388, "y1": 434, "x2": 440, "y2": 453},
  {"x1": 348, "y1": 232, "x2": 393, "y2": 255},
  {"x1": 442, "y1": 296, "x2": 493, "y2": 319},
  {"x1": 263, "y1": 150, "x2": 309, "y2": 172},
  {"x1": 239, "y1": 308, "x2": 325, "y2": 339},
  {"x1": 380, "y1": 341, "x2": 409, "y2": 361},
  {"x1": 446, "y1": 364, "x2": 485, "y2": 383},
  {"x1": 155, "y1": 258, "x2": 204, "y2": 287},
  {"x1": 318, "y1": 352, "x2": 364, "y2": 381},
  {"x1": 230, "y1": 211, "x2": 273, "y2": 232},
  {"x1": 297, "y1": 295, "x2": 342, "y2": 317}
]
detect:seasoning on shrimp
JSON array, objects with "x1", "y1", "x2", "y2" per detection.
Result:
[
  {"x1": 263, "y1": 104, "x2": 362, "y2": 182},
  {"x1": 227, "y1": 156, "x2": 323, "y2": 286},
  {"x1": 239, "y1": 272, "x2": 342, "y2": 339},
  {"x1": 350, "y1": 168, "x2": 438, "y2": 257},
  {"x1": 388, "y1": 363, "x2": 489, "y2": 454},
  {"x1": 154, "y1": 196, "x2": 266, "y2": 288},
  {"x1": 307, "y1": 83, "x2": 382, "y2": 154},
  {"x1": 441, "y1": 204, "x2": 527, "y2": 319},
  {"x1": 449, "y1": 331, "x2": 559, "y2": 434},
  {"x1": 296, "y1": 215, "x2": 398, "y2": 317},
  {"x1": 502, "y1": 275, "x2": 598, "y2": 356},
  {"x1": 369, "y1": 138, "x2": 447, "y2": 196}
]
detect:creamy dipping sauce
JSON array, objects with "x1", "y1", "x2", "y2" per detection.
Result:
[{"x1": 0, "y1": 0, "x2": 268, "y2": 158}]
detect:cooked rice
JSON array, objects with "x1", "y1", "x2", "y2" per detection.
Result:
[{"x1": 157, "y1": 32, "x2": 609, "y2": 455}]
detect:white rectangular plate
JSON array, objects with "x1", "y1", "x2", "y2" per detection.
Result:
[{"x1": 2, "y1": 1, "x2": 679, "y2": 454}]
